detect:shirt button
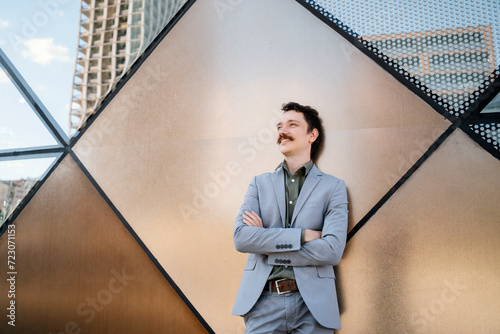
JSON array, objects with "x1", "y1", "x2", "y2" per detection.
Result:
[
  {"x1": 291, "y1": 179, "x2": 295, "y2": 182},
  {"x1": 289, "y1": 201, "x2": 293, "y2": 204}
]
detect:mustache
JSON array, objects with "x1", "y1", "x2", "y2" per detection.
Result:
[{"x1": 277, "y1": 134, "x2": 294, "y2": 144}]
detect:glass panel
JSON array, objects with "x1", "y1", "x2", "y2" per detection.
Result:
[
  {"x1": 0, "y1": 156, "x2": 58, "y2": 226},
  {"x1": 1, "y1": 155, "x2": 208, "y2": 333},
  {"x1": 0, "y1": 68, "x2": 58, "y2": 149},
  {"x1": 0, "y1": 1, "x2": 81, "y2": 135},
  {"x1": 481, "y1": 91, "x2": 500, "y2": 114},
  {"x1": 308, "y1": 0, "x2": 499, "y2": 117},
  {"x1": 69, "y1": 0, "x2": 187, "y2": 134},
  {"x1": 472, "y1": 93, "x2": 500, "y2": 154}
]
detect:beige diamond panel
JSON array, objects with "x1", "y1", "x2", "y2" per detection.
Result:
[
  {"x1": 337, "y1": 130, "x2": 500, "y2": 333},
  {"x1": 71, "y1": 0, "x2": 455, "y2": 332},
  {"x1": 0, "y1": 156, "x2": 207, "y2": 334}
]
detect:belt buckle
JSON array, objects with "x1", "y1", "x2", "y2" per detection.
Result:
[{"x1": 275, "y1": 278, "x2": 291, "y2": 295}]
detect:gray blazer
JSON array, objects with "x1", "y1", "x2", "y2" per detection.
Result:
[{"x1": 232, "y1": 164, "x2": 348, "y2": 329}]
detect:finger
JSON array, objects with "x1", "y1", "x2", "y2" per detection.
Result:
[
  {"x1": 249, "y1": 211, "x2": 263, "y2": 224},
  {"x1": 250, "y1": 211, "x2": 261, "y2": 219},
  {"x1": 243, "y1": 218, "x2": 256, "y2": 226},
  {"x1": 243, "y1": 215, "x2": 259, "y2": 226},
  {"x1": 245, "y1": 211, "x2": 257, "y2": 219},
  {"x1": 242, "y1": 214, "x2": 255, "y2": 223},
  {"x1": 244, "y1": 211, "x2": 263, "y2": 227}
]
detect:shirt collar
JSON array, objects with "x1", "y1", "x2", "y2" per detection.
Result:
[{"x1": 281, "y1": 160, "x2": 314, "y2": 177}]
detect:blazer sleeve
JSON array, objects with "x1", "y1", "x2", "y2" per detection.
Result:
[
  {"x1": 233, "y1": 176, "x2": 302, "y2": 254},
  {"x1": 267, "y1": 179, "x2": 348, "y2": 267}
]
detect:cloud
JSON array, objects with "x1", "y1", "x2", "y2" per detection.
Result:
[
  {"x1": 0, "y1": 69, "x2": 10, "y2": 84},
  {"x1": 20, "y1": 38, "x2": 70, "y2": 65},
  {"x1": 0, "y1": 18, "x2": 9, "y2": 28}
]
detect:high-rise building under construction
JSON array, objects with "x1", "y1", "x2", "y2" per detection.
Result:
[{"x1": 69, "y1": 0, "x2": 186, "y2": 132}]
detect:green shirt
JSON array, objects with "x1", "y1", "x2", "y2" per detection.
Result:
[{"x1": 268, "y1": 160, "x2": 314, "y2": 281}]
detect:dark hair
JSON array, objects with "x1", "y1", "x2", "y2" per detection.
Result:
[{"x1": 281, "y1": 102, "x2": 324, "y2": 161}]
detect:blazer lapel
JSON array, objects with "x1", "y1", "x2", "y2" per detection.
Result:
[
  {"x1": 291, "y1": 165, "x2": 322, "y2": 227},
  {"x1": 272, "y1": 167, "x2": 286, "y2": 227}
]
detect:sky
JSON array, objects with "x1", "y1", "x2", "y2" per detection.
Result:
[
  {"x1": 0, "y1": 1, "x2": 81, "y2": 138},
  {"x1": 0, "y1": 0, "x2": 499, "y2": 181},
  {"x1": 0, "y1": 0, "x2": 80, "y2": 179}
]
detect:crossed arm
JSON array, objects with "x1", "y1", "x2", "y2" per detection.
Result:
[
  {"x1": 242, "y1": 211, "x2": 322, "y2": 243},
  {"x1": 233, "y1": 176, "x2": 348, "y2": 267}
]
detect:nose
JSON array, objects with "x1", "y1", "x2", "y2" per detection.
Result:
[{"x1": 278, "y1": 125, "x2": 289, "y2": 135}]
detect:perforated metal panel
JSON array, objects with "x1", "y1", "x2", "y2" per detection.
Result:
[
  {"x1": 469, "y1": 122, "x2": 500, "y2": 151},
  {"x1": 305, "y1": 0, "x2": 500, "y2": 157},
  {"x1": 308, "y1": 0, "x2": 499, "y2": 116}
]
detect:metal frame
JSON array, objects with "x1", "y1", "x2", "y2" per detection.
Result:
[
  {"x1": 69, "y1": 0, "x2": 198, "y2": 150},
  {"x1": 0, "y1": 0, "x2": 498, "y2": 332},
  {"x1": 296, "y1": 0, "x2": 500, "y2": 243},
  {"x1": 460, "y1": 76, "x2": 500, "y2": 160},
  {"x1": 0, "y1": 146, "x2": 66, "y2": 161},
  {"x1": 0, "y1": 152, "x2": 65, "y2": 234},
  {"x1": 0, "y1": 1, "x2": 214, "y2": 333},
  {"x1": 70, "y1": 151, "x2": 214, "y2": 333},
  {"x1": 295, "y1": 0, "x2": 452, "y2": 119},
  {"x1": 0, "y1": 48, "x2": 69, "y2": 146}
]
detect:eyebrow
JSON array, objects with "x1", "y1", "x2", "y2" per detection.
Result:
[{"x1": 276, "y1": 119, "x2": 301, "y2": 127}]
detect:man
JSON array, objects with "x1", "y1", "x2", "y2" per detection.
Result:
[{"x1": 232, "y1": 102, "x2": 348, "y2": 333}]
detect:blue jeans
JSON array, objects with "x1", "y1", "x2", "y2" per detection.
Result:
[{"x1": 243, "y1": 291, "x2": 334, "y2": 334}]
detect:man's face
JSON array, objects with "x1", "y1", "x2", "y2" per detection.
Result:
[{"x1": 276, "y1": 110, "x2": 317, "y2": 158}]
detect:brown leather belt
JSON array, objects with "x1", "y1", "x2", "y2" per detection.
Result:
[{"x1": 264, "y1": 279, "x2": 299, "y2": 294}]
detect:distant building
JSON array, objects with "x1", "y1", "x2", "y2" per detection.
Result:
[
  {"x1": 0, "y1": 181, "x2": 10, "y2": 223},
  {"x1": 0, "y1": 179, "x2": 36, "y2": 225},
  {"x1": 69, "y1": 0, "x2": 186, "y2": 132},
  {"x1": 364, "y1": 25, "x2": 496, "y2": 115}
]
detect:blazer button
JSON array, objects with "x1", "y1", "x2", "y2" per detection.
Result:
[
  {"x1": 276, "y1": 245, "x2": 280, "y2": 249},
  {"x1": 287, "y1": 260, "x2": 291, "y2": 264},
  {"x1": 275, "y1": 259, "x2": 279, "y2": 264},
  {"x1": 288, "y1": 244, "x2": 292, "y2": 248}
]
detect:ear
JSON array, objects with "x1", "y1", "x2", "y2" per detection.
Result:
[{"x1": 309, "y1": 128, "x2": 319, "y2": 143}]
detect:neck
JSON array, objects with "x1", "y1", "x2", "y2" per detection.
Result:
[{"x1": 284, "y1": 154, "x2": 311, "y2": 175}]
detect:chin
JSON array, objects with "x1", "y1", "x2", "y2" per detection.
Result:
[{"x1": 278, "y1": 147, "x2": 291, "y2": 156}]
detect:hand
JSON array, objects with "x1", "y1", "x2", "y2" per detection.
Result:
[
  {"x1": 304, "y1": 229, "x2": 321, "y2": 242},
  {"x1": 242, "y1": 211, "x2": 263, "y2": 228}
]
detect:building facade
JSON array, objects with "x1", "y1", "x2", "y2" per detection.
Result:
[
  {"x1": 0, "y1": 179, "x2": 36, "y2": 226},
  {"x1": 69, "y1": 0, "x2": 186, "y2": 132}
]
